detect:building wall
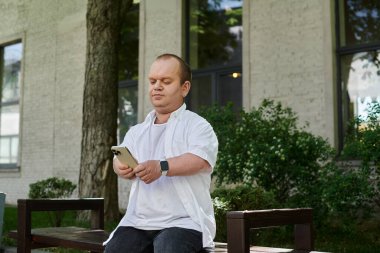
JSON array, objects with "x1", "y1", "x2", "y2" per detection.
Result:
[
  {"x1": 0, "y1": 0, "x2": 87, "y2": 204},
  {"x1": 244, "y1": 0, "x2": 336, "y2": 145},
  {"x1": 0, "y1": 0, "x2": 338, "y2": 205}
]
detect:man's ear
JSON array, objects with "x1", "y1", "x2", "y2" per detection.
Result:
[{"x1": 182, "y1": 81, "x2": 191, "y2": 98}]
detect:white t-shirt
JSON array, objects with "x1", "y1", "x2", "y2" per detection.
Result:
[
  {"x1": 104, "y1": 103, "x2": 218, "y2": 248},
  {"x1": 123, "y1": 122, "x2": 200, "y2": 231}
]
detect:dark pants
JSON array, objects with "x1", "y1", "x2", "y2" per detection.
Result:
[{"x1": 104, "y1": 226, "x2": 204, "y2": 253}]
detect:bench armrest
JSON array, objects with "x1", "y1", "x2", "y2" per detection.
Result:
[
  {"x1": 17, "y1": 198, "x2": 104, "y2": 251},
  {"x1": 227, "y1": 208, "x2": 314, "y2": 253}
]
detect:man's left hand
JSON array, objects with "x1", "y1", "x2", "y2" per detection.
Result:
[{"x1": 134, "y1": 160, "x2": 162, "y2": 184}]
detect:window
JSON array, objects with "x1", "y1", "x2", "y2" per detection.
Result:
[
  {"x1": 0, "y1": 41, "x2": 22, "y2": 168},
  {"x1": 117, "y1": 3, "x2": 139, "y2": 142},
  {"x1": 336, "y1": 0, "x2": 380, "y2": 150},
  {"x1": 186, "y1": 0, "x2": 243, "y2": 112}
]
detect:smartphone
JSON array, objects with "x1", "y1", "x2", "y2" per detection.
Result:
[{"x1": 111, "y1": 146, "x2": 138, "y2": 169}]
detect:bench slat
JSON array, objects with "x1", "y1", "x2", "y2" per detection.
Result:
[
  {"x1": 32, "y1": 227, "x2": 109, "y2": 252},
  {"x1": 214, "y1": 243, "x2": 327, "y2": 253},
  {"x1": 9, "y1": 226, "x2": 109, "y2": 252}
]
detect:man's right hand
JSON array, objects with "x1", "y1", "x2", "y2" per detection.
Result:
[{"x1": 113, "y1": 157, "x2": 136, "y2": 180}]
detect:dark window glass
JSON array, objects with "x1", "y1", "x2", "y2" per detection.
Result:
[
  {"x1": 188, "y1": 0, "x2": 242, "y2": 69},
  {"x1": 118, "y1": 81, "x2": 138, "y2": 142},
  {"x1": 339, "y1": 0, "x2": 380, "y2": 47},
  {"x1": 187, "y1": 0, "x2": 243, "y2": 112},
  {"x1": 117, "y1": 3, "x2": 139, "y2": 143},
  {"x1": 0, "y1": 42, "x2": 22, "y2": 167},
  {"x1": 219, "y1": 71, "x2": 242, "y2": 108},
  {"x1": 188, "y1": 75, "x2": 213, "y2": 112},
  {"x1": 119, "y1": 3, "x2": 139, "y2": 81}
]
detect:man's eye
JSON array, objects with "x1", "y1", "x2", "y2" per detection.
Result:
[{"x1": 150, "y1": 80, "x2": 156, "y2": 85}]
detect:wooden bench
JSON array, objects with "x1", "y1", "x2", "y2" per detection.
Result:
[
  {"x1": 8, "y1": 198, "x2": 109, "y2": 253},
  {"x1": 226, "y1": 208, "x2": 329, "y2": 253},
  {"x1": 9, "y1": 199, "x2": 328, "y2": 253}
]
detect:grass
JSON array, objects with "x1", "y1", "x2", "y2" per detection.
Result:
[{"x1": 2, "y1": 205, "x2": 380, "y2": 252}]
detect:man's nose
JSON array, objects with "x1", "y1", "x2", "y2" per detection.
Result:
[{"x1": 154, "y1": 81, "x2": 162, "y2": 90}]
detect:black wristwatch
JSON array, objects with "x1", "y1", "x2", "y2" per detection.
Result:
[{"x1": 160, "y1": 160, "x2": 169, "y2": 176}]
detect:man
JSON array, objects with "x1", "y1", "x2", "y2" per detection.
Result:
[{"x1": 104, "y1": 53, "x2": 218, "y2": 253}]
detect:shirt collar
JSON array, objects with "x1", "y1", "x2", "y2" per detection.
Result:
[{"x1": 145, "y1": 103, "x2": 187, "y2": 124}]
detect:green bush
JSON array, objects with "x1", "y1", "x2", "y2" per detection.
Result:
[
  {"x1": 340, "y1": 101, "x2": 380, "y2": 211},
  {"x1": 320, "y1": 163, "x2": 374, "y2": 220},
  {"x1": 342, "y1": 102, "x2": 380, "y2": 165},
  {"x1": 29, "y1": 177, "x2": 76, "y2": 226},
  {"x1": 211, "y1": 185, "x2": 278, "y2": 242},
  {"x1": 29, "y1": 177, "x2": 76, "y2": 199},
  {"x1": 201, "y1": 99, "x2": 374, "y2": 226},
  {"x1": 201, "y1": 99, "x2": 334, "y2": 203}
]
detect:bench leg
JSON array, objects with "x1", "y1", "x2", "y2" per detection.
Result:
[
  {"x1": 294, "y1": 223, "x2": 314, "y2": 250},
  {"x1": 17, "y1": 200, "x2": 32, "y2": 253},
  {"x1": 227, "y1": 217, "x2": 250, "y2": 253}
]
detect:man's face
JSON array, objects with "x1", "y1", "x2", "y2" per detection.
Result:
[{"x1": 148, "y1": 58, "x2": 190, "y2": 114}]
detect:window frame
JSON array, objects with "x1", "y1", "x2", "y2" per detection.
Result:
[
  {"x1": 335, "y1": 0, "x2": 380, "y2": 151},
  {"x1": 0, "y1": 38, "x2": 23, "y2": 170}
]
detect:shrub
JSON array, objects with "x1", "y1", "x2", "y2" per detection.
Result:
[
  {"x1": 211, "y1": 185, "x2": 278, "y2": 242},
  {"x1": 320, "y1": 163, "x2": 374, "y2": 220},
  {"x1": 340, "y1": 101, "x2": 380, "y2": 209},
  {"x1": 202, "y1": 99, "x2": 374, "y2": 227},
  {"x1": 342, "y1": 102, "x2": 380, "y2": 165},
  {"x1": 29, "y1": 177, "x2": 76, "y2": 199},
  {"x1": 29, "y1": 177, "x2": 76, "y2": 226},
  {"x1": 201, "y1": 99, "x2": 335, "y2": 203}
]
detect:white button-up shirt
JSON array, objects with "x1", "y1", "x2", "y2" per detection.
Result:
[{"x1": 104, "y1": 103, "x2": 218, "y2": 248}]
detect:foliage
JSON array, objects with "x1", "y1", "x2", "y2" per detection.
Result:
[
  {"x1": 341, "y1": 102, "x2": 380, "y2": 165},
  {"x1": 29, "y1": 177, "x2": 76, "y2": 226},
  {"x1": 201, "y1": 99, "x2": 375, "y2": 226},
  {"x1": 341, "y1": 101, "x2": 380, "y2": 208},
  {"x1": 29, "y1": 177, "x2": 76, "y2": 199},
  {"x1": 211, "y1": 185, "x2": 278, "y2": 242},
  {"x1": 319, "y1": 163, "x2": 374, "y2": 221},
  {"x1": 201, "y1": 99, "x2": 335, "y2": 203}
]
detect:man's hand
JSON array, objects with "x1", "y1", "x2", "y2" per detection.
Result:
[
  {"x1": 134, "y1": 160, "x2": 161, "y2": 184},
  {"x1": 113, "y1": 157, "x2": 136, "y2": 180}
]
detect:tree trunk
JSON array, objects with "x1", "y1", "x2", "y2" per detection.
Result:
[{"x1": 79, "y1": 0, "x2": 128, "y2": 222}]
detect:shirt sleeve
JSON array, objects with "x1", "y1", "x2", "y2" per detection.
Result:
[
  {"x1": 187, "y1": 119, "x2": 219, "y2": 168},
  {"x1": 120, "y1": 126, "x2": 137, "y2": 157}
]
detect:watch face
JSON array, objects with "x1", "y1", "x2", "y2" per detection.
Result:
[{"x1": 160, "y1": 160, "x2": 169, "y2": 175}]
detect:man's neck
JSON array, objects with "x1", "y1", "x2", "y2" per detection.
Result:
[
  {"x1": 154, "y1": 103, "x2": 184, "y2": 124},
  {"x1": 154, "y1": 112, "x2": 170, "y2": 124}
]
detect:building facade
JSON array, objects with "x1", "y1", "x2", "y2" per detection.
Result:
[{"x1": 0, "y1": 0, "x2": 379, "y2": 206}]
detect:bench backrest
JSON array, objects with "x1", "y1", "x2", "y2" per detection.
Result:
[{"x1": 227, "y1": 208, "x2": 314, "y2": 253}]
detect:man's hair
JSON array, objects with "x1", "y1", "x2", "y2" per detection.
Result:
[{"x1": 155, "y1": 53, "x2": 192, "y2": 84}]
